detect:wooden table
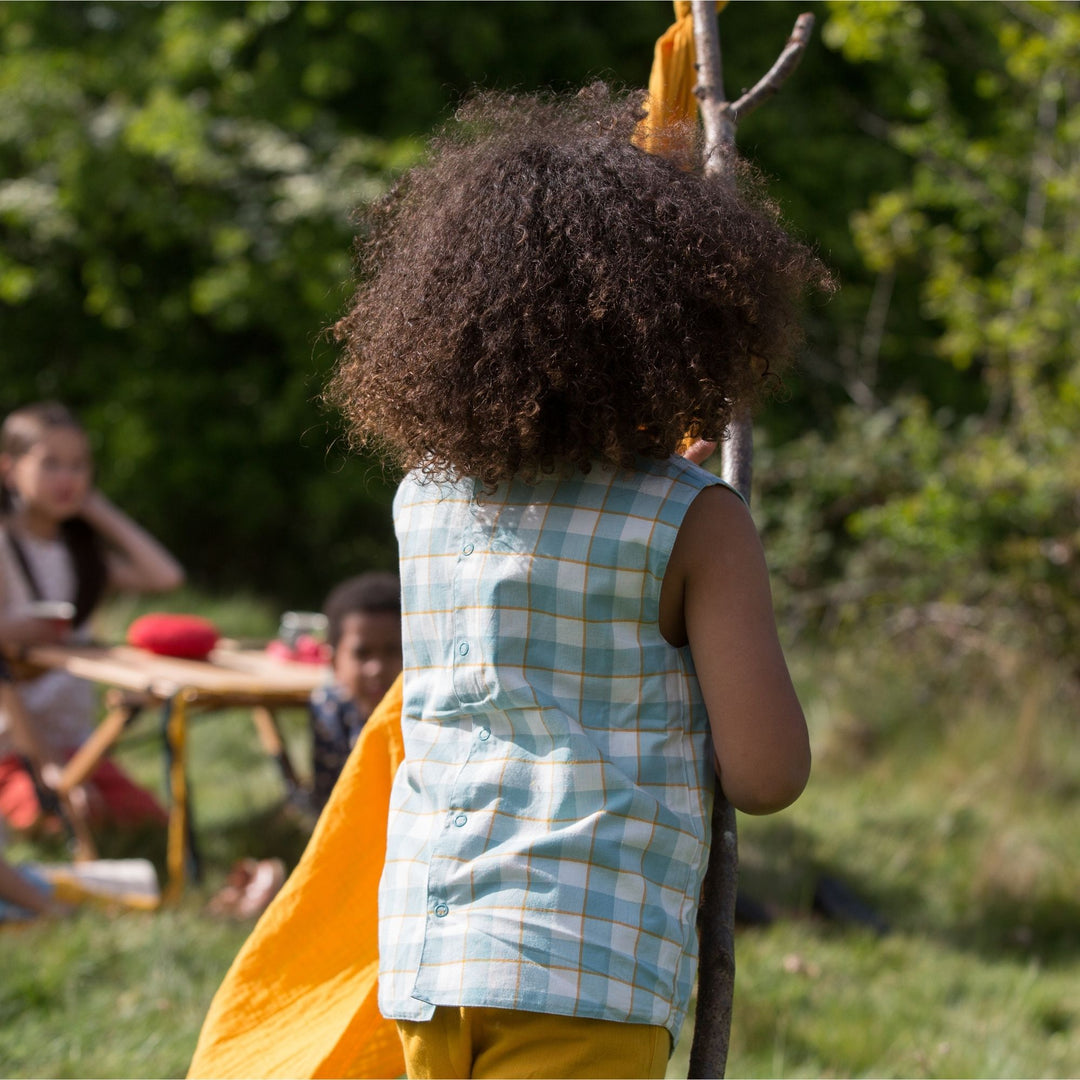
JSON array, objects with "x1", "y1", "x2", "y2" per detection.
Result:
[{"x1": 20, "y1": 643, "x2": 325, "y2": 901}]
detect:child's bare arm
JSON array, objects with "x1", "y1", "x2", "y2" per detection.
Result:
[
  {"x1": 79, "y1": 491, "x2": 185, "y2": 594},
  {"x1": 663, "y1": 485, "x2": 810, "y2": 815},
  {"x1": 0, "y1": 611, "x2": 68, "y2": 645},
  {"x1": 0, "y1": 855, "x2": 58, "y2": 917}
]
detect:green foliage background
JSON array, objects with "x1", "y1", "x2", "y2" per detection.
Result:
[
  {"x1": 3, "y1": 8, "x2": 1080, "y2": 1075},
  {"x1": 2, "y1": 0, "x2": 1078, "y2": 667}
]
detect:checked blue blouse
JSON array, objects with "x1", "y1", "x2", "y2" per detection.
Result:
[{"x1": 378, "y1": 455, "x2": 730, "y2": 1042}]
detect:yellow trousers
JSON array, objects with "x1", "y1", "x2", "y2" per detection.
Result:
[{"x1": 397, "y1": 1006, "x2": 670, "y2": 1079}]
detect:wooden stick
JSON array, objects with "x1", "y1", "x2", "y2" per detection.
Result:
[
  {"x1": 250, "y1": 706, "x2": 303, "y2": 794},
  {"x1": 688, "y1": 12, "x2": 743, "y2": 1075},
  {"x1": 692, "y1": 1, "x2": 735, "y2": 160},
  {"x1": 57, "y1": 699, "x2": 140, "y2": 795},
  {"x1": 687, "y1": 7, "x2": 815, "y2": 1078}
]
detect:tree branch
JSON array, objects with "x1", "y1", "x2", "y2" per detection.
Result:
[
  {"x1": 730, "y1": 13, "x2": 815, "y2": 124},
  {"x1": 691, "y1": 0, "x2": 735, "y2": 170}
]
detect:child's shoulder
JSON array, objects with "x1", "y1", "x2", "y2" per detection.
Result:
[
  {"x1": 626, "y1": 454, "x2": 744, "y2": 511},
  {"x1": 393, "y1": 469, "x2": 471, "y2": 512}
]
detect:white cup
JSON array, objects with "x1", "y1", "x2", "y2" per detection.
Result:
[{"x1": 24, "y1": 600, "x2": 76, "y2": 636}]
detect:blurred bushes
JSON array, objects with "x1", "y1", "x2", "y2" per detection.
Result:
[
  {"x1": 2, "y1": 0, "x2": 1079, "y2": 674},
  {"x1": 762, "y1": 2, "x2": 1080, "y2": 670},
  {"x1": 1, "y1": 1, "x2": 695, "y2": 604}
]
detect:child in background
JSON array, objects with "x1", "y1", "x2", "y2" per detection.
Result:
[
  {"x1": 0, "y1": 401, "x2": 185, "y2": 831},
  {"x1": 205, "y1": 575, "x2": 402, "y2": 920},
  {"x1": 327, "y1": 86, "x2": 830, "y2": 1078},
  {"x1": 309, "y1": 572, "x2": 402, "y2": 811}
]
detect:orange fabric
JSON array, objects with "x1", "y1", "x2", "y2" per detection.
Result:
[
  {"x1": 188, "y1": 675, "x2": 406, "y2": 1079},
  {"x1": 634, "y1": 0, "x2": 728, "y2": 155}
]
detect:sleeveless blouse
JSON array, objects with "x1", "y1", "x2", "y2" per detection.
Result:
[{"x1": 379, "y1": 455, "x2": 732, "y2": 1043}]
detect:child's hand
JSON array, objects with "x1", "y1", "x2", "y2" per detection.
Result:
[
  {"x1": 680, "y1": 439, "x2": 718, "y2": 466},
  {"x1": 38, "y1": 760, "x2": 67, "y2": 790},
  {"x1": 74, "y1": 488, "x2": 186, "y2": 593},
  {"x1": 39, "y1": 761, "x2": 92, "y2": 820},
  {"x1": 73, "y1": 487, "x2": 108, "y2": 522}
]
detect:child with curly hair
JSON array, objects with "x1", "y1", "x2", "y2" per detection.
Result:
[{"x1": 328, "y1": 85, "x2": 829, "y2": 1079}]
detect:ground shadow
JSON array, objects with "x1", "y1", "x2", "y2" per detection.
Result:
[
  {"x1": 942, "y1": 889, "x2": 1080, "y2": 967},
  {"x1": 735, "y1": 817, "x2": 1080, "y2": 967},
  {"x1": 735, "y1": 818, "x2": 914, "y2": 937}
]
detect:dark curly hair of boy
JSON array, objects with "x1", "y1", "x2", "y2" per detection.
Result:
[
  {"x1": 323, "y1": 571, "x2": 400, "y2": 650},
  {"x1": 329, "y1": 84, "x2": 832, "y2": 487}
]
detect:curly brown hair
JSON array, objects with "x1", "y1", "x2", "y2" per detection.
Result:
[{"x1": 328, "y1": 84, "x2": 832, "y2": 486}]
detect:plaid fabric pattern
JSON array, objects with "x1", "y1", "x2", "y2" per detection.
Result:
[{"x1": 379, "y1": 456, "x2": 730, "y2": 1042}]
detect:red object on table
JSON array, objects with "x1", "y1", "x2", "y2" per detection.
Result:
[
  {"x1": 127, "y1": 614, "x2": 220, "y2": 660},
  {"x1": 265, "y1": 636, "x2": 330, "y2": 665}
]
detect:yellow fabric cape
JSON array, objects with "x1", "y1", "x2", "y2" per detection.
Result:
[
  {"x1": 188, "y1": 675, "x2": 406, "y2": 1079},
  {"x1": 187, "y1": 4, "x2": 727, "y2": 1076},
  {"x1": 634, "y1": 0, "x2": 727, "y2": 154}
]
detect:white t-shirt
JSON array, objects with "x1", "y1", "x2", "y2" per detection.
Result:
[{"x1": 0, "y1": 527, "x2": 95, "y2": 755}]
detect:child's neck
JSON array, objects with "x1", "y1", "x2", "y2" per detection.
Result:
[{"x1": 11, "y1": 506, "x2": 62, "y2": 542}]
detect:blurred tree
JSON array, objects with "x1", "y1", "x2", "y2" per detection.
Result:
[
  {"x1": 761, "y1": 0, "x2": 1080, "y2": 667},
  {"x1": 1, "y1": 1, "x2": 707, "y2": 603},
  {"x1": 0, "y1": 1, "x2": 835, "y2": 602},
  {"x1": 0, "y1": 2, "x2": 641, "y2": 601},
  {"x1": 6, "y1": 0, "x2": 1055, "y2": 645},
  {"x1": 0, "y1": 1, "x2": 415, "y2": 602}
]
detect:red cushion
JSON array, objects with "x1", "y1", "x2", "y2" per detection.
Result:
[{"x1": 127, "y1": 614, "x2": 220, "y2": 660}]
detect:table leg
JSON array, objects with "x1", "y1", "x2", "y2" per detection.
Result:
[
  {"x1": 57, "y1": 699, "x2": 143, "y2": 795},
  {"x1": 250, "y1": 706, "x2": 303, "y2": 795},
  {"x1": 161, "y1": 691, "x2": 201, "y2": 902}
]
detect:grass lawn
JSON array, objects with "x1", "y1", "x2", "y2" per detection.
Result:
[{"x1": 3, "y1": 598, "x2": 1078, "y2": 1078}]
